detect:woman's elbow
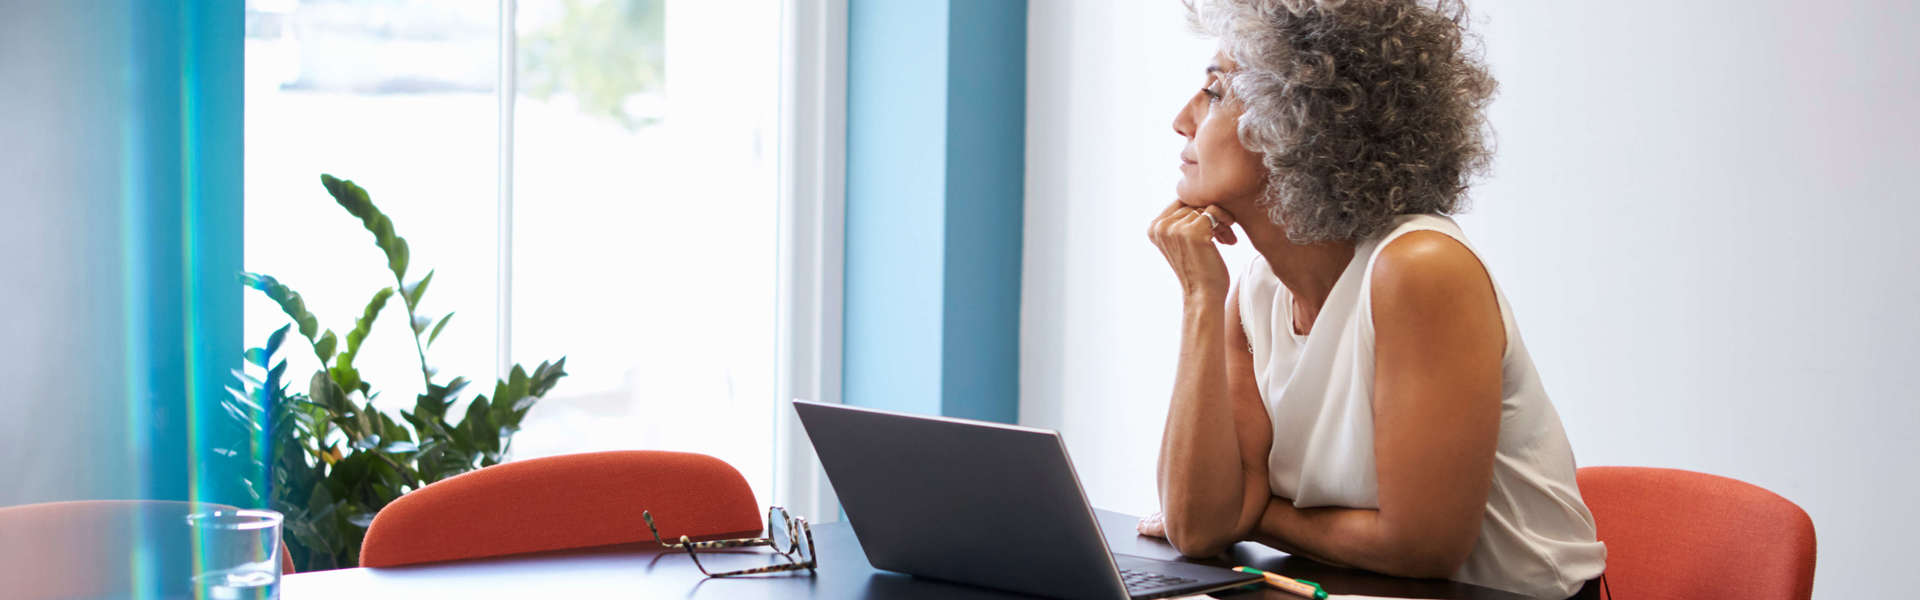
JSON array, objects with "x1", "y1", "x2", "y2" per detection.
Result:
[
  {"x1": 1383, "y1": 536, "x2": 1475, "y2": 579},
  {"x1": 1164, "y1": 522, "x2": 1237, "y2": 558}
]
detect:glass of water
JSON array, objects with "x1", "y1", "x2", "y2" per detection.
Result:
[{"x1": 187, "y1": 509, "x2": 284, "y2": 600}]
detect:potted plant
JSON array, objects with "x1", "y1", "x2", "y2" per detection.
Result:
[{"x1": 221, "y1": 174, "x2": 566, "y2": 571}]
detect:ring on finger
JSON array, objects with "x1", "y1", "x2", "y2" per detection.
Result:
[{"x1": 1198, "y1": 210, "x2": 1219, "y2": 229}]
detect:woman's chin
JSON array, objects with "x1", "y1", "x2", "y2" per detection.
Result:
[{"x1": 1174, "y1": 186, "x2": 1197, "y2": 206}]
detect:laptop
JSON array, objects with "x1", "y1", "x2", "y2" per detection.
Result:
[{"x1": 792, "y1": 400, "x2": 1261, "y2": 600}]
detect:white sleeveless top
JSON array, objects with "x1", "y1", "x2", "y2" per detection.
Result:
[{"x1": 1237, "y1": 214, "x2": 1605, "y2": 599}]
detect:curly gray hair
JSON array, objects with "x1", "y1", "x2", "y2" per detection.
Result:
[{"x1": 1190, "y1": 0, "x2": 1498, "y2": 244}]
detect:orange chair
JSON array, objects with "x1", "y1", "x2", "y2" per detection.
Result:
[
  {"x1": 1577, "y1": 466, "x2": 1816, "y2": 600},
  {"x1": 359, "y1": 450, "x2": 762, "y2": 567}
]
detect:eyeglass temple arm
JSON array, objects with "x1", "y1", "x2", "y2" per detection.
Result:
[
  {"x1": 643, "y1": 510, "x2": 774, "y2": 549},
  {"x1": 678, "y1": 539, "x2": 811, "y2": 577},
  {"x1": 700, "y1": 561, "x2": 815, "y2": 577},
  {"x1": 681, "y1": 537, "x2": 776, "y2": 550}
]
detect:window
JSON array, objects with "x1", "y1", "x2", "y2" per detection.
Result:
[
  {"x1": 505, "y1": 1, "x2": 782, "y2": 506},
  {"x1": 244, "y1": 0, "x2": 785, "y2": 507}
]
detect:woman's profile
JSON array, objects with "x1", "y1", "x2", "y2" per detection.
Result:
[{"x1": 1139, "y1": 0, "x2": 1606, "y2": 597}]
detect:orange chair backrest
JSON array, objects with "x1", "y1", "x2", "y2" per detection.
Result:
[
  {"x1": 359, "y1": 450, "x2": 762, "y2": 568},
  {"x1": 1577, "y1": 466, "x2": 1816, "y2": 600}
]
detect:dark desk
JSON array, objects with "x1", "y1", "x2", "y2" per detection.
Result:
[{"x1": 283, "y1": 509, "x2": 1528, "y2": 599}]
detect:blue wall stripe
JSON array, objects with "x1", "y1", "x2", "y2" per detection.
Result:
[
  {"x1": 939, "y1": 1, "x2": 1025, "y2": 424},
  {"x1": 122, "y1": 1, "x2": 246, "y2": 506},
  {"x1": 844, "y1": 0, "x2": 951, "y2": 417},
  {"x1": 844, "y1": 0, "x2": 1025, "y2": 423},
  {"x1": 182, "y1": 0, "x2": 247, "y2": 508},
  {"x1": 127, "y1": 0, "x2": 190, "y2": 504}
]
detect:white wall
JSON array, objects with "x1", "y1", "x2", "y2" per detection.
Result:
[
  {"x1": 0, "y1": 0, "x2": 140, "y2": 505},
  {"x1": 1021, "y1": 2, "x2": 1919, "y2": 598}
]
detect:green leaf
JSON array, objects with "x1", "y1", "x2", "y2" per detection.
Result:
[
  {"x1": 460, "y1": 395, "x2": 497, "y2": 459},
  {"x1": 266, "y1": 324, "x2": 290, "y2": 360},
  {"x1": 508, "y1": 365, "x2": 529, "y2": 397},
  {"x1": 266, "y1": 360, "x2": 288, "y2": 396},
  {"x1": 315, "y1": 330, "x2": 338, "y2": 363},
  {"x1": 224, "y1": 385, "x2": 262, "y2": 414},
  {"x1": 320, "y1": 174, "x2": 409, "y2": 280},
  {"x1": 510, "y1": 391, "x2": 541, "y2": 414},
  {"x1": 444, "y1": 376, "x2": 471, "y2": 399},
  {"x1": 241, "y1": 273, "x2": 324, "y2": 353},
  {"x1": 427, "y1": 312, "x2": 455, "y2": 347},
  {"x1": 403, "y1": 270, "x2": 434, "y2": 309},
  {"x1": 390, "y1": 237, "x2": 410, "y2": 281},
  {"x1": 343, "y1": 287, "x2": 393, "y2": 362},
  {"x1": 374, "y1": 411, "x2": 404, "y2": 438},
  {"x1": 310, "y1": 371, "x2": 347, "y2": 413},
  {"x1": 327, "y1": 364, "x2": 361, "y2": 398},
  {"x1": 219, "y1": 391, "x2": 263, "y2": 431},
  {"x1": 528, "y1": 357, "x2": 568, "y2": 398},
  {"x1": 463, "y1": 396, "x2": 492, "y2": 433},
  {"x1": 244, "y1": 348, "x2": 266, "y2": 369},
  {"x1": 306, "y1": 484, "x2": 335, "y2": 524},
  {"x1": 231, "y1": 368, "x2": 264, "y2": 391},
  {"x1": 329, "y1": 452, "x2": 373, "y2": 494}
]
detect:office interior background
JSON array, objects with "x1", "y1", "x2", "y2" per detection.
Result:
[{"x1": 3, "y1": 0, "x2": 1914, "y2": 597}]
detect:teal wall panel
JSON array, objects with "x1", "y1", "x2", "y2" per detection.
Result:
[{"x1": 844, "y1": 0, "x2": 1025, "y2": 423}]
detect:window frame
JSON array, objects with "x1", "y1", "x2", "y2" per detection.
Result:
[{"x1": 770, "y1": 0, "x2": 848, "y2": 523}]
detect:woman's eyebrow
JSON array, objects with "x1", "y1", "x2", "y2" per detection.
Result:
[{"x1": 1205, "y1": 65, "x2": 1222, "y2": 75}]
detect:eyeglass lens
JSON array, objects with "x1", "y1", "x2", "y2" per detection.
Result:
[
  {"x1": 767, "y1": 506, "x2": 792, "y2": 555},
  {"x1": 790, "y1": 519, "x2": 813, "y2": 565}
]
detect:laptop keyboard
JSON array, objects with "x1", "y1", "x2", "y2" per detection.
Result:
[{"x1": 1120, "y1": 567, "x2": 1198, "y2": 593}]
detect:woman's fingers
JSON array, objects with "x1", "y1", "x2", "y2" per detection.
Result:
[
  {"x1": 1157, "y1": 202, "x2": 1237, "y2": 246},
  {"x1": 1202, "y1": 206, "x2": 1238, "y2": 245},
  {"x1": 1148, "y1": 203, "x2": 1234, "y2": 299},
  {"x1": 1148, "y1": 200, "x2": 1188, "y2": 244},
  {"x1": 1150, "y1": 202, "x2": 1209, "y2": 246},
  {"x1": 1137, "y1": 512, "x2": 1168, "y2": 539},
  {"x1": 1177, "y1": 208, "x2": 1214, "y2": 240},
  {"x1": 1201, "y1": 205, "x2": 1236, "y2": 228},
  {"x1": 1155, "y1": 206, "x2": 1218, "y2": 249}
]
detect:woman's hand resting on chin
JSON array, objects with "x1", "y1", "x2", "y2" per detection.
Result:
[{"x1": 1148, "y1": 200, "x2": 1240, "y2": 300}]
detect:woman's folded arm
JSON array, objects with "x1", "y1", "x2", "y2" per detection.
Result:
[
  {"x1": 1243, "y1": 233, "x2": 1506, "y2": 578},
  {"x1": 1156, "y1": 282, "x2": 1274, "y2": 557}
]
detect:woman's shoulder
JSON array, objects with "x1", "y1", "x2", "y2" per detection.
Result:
[
  {"x1": 1364, "y1": 214, "x2": 1488, "y2": 294},
  {"x1": 1364, "y1": 219, "x2": 1506, "y2": 357},
  {"x1": 1369, "y1": 230, "x2": 1493, "y2": 308}
]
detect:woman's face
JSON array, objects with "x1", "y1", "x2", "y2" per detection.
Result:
[{"x1": 1173, "y1": 51, "x2": 1267, "y2": 211}]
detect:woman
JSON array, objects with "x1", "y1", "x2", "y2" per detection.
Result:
[{"x1": 1138, "y1": 1, "x2": 1605, "y2": 598}]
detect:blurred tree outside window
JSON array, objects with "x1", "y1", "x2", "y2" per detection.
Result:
[{"x1": 520, "y1": 0, "x2": 666, "y2": 130}]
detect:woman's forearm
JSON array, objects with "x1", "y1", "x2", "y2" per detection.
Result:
[
  {"x1": 1251, "y1": 496, "x2": 1464, "y2": 579},
  {"x1": 1155, "y1": 291, "x2": 1247, "y2": 556}
]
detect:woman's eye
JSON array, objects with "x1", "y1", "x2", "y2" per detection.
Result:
[{"x1": 1204, "y1": 84, "x2": 1223, "y2": 102}]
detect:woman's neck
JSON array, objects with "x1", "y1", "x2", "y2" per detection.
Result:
[{"x1": 1240, "y1": 217, "x2": 1354, "y2": 330}]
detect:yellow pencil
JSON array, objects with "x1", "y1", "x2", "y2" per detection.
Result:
[{"x1": 1233, "y1": 566, "x2": 1328, "y2": 600}]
